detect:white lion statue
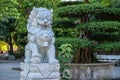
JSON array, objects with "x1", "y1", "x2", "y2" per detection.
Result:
[{"x1": 24, "y1": 7, "x2": 58, "y2": 64}]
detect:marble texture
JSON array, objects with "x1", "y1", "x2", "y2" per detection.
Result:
[
  {"x1": 68, "y1": 63, "x2": 114, "y2": 80},
  {"x1": 20, "y1": 7, "x2": 60, "y2": 80},
  {"x1": 24, "y1": 7, "x2": 58, "y2": 64},
  {"x1": 20, "y1": 63, "x2": 60, "y2": 80}
]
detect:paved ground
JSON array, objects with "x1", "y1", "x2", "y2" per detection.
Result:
[
  {"x1": 0, "y1": 60, "x2": 22, "y2": 80},
  {"x1": 112, "y1": 66, "x2": 120, "y2": 79},
  {"x1": 0, "y1": 60, "x2": 120, "y2": 80}
]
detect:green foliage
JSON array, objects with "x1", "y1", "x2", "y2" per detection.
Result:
[
  {"x1": 58, "y1": 1, "x2": 83, "y2": 7},
  {"x1": 14, "y1": 32, "x2": 27, "y2": 46},
  {"x1": 100, "y1": 0, "x2": 111, "y2": 7},
  {"x1": 58, "y1": 44, "x2": 73, "y2": 80},
  {"x1": 89, "y1": 0, "x2": 120, "y2": 8},
  {"x1": 89, "y1": 0, "x2": 99, "y2": 3},
  {"x1": 56, "y1": 3, "x2": 120, "y2": 21},
  {"x1": 110, "y1": 0, "x2": 120, "y2": 8},
  {"x1": 54, "y1": 28, "x2": 77, "y2": 37},
  {"x1": 0, "y1": 0, "x2": 20, "y2": 54},
  {"x1": 76, "y1": 21, "x2": 120, "y2": 32},
  {"x1": 55, "y1": 37, "x2": 92, "y2": 50},
  {"x1": 0, "y1": 18, "x2": 17, "y2": 40},
  {"x1": 55, "y1": 0, "x2": 120, "y2": 60},
  {"x1": 52, "y1": 19, "x2": 76, "y2": 28},
  {"x1": 94, "y1": 42, "x2": 120, "y2": 51},
  {"x1": 0, "y1": 0, "x2": 20, "y2": 21},
  {"x1": 95, "y1": 8, "x2": 120, "y2": 21},
  {"x1": 0, "y1": 41, "x2": 8, "y2": 51},
  {"x1": 90, "y1": 32, "x2": 120, "y2": 41},
  {"x1": 56, "y1": 3, "x2": 104, "y2": 17}
]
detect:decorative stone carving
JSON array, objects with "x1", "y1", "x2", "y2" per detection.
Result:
[
  {"x1": 24, "y1": 7, "x2": 58, "y2": 64},
  {"x1": 20, "y1": 63, "x2": 60, "y2": 80},
  {"x1": 20, "y1": 7, "x2": 60, "y2": 80}
]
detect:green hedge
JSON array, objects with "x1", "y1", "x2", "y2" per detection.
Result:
[
  {"x1": 99, "y1": 8, "x2": 120, "y2": 16},
  {"x1": 94, "y1": 42, "x2": 120, "y2": 51},
  {"x1": 52, "y1": 19, "x2": 76, "y2": 28},
  {"x1": 96, "y1": 8, "x2": 120, "y2": 21},
  {"x1": 56, "y1": 4, "x2": 120, "y2": 19},
  {"x1": 90, "y1": 32, "x2": 120, "y2": 41},
  {"x1": 56, "y1": 3, "x2": 104, "y2": 17},
  {"x1": 53, "y1": 28, "x2": 77, "y2": 37},
  {"x1": 58, "y1": 1, "x2": 83, "y2": 7},
  {"x1": 55, "y1": 37, "x2": 92, "y2": 49},
  {"x1": 55, "y1": 38, "x2": 120, "y2": 53},
  {"x1": 76, "y1": 21, "x2": 120, "y2": 32}
]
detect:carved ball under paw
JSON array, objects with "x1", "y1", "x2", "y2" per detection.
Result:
[
  {"x1": 24, "y1": 59, "x2": 31, "y2": 63},
  {"x1": 31, "y1": 56, "x2": 41, "y2": 64},
  {"x1": 49, "y1": 59, "x2": 58, "y2": 64},
  {"x1": 32, "y1": 53, "x2": 41, "y2": 57}
]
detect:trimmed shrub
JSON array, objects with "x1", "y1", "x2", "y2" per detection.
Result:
[
  {"x1": 55, "y1": 37, "x2": 92, "y2": 50},
  {"x1": 76, "y1": 21, "x2": 120, "y2": 32},
  {"x1": 58, "y1": 1, "x2": 83, "y2": 7},
  {"x1": 95, "y1": 8, "x2": 120, "y2": 21},
  {"x1": 56, "y1": 3, "x2": 104, "y2": 17},
  {"x1": 90, "y1": 32, "x2": 120, "y2": 41},
  {"x1": 94, "y1": 42, "x2": 120, "y2": 51},
  {"x1": 52, "y1": 19, "x2": 76, "y2": 28}
]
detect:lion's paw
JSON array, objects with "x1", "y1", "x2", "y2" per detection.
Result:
[
  {"x1": 32, "y1": 53, "x2": 41, "y2": 57},
  {"x1": 49, "y1": 59, "x2": 58, "y2": 64}
]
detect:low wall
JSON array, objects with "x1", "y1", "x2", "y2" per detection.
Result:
[{"x1": 68, "y1": 63, "x2": 114, "y2": 80}]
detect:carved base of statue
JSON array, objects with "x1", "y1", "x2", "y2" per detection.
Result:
[
  {"x1": 20, "y1": 7, "x2": 60, "y2": 80},
  {"x1": 20, "y1": 63, "x2": 60, "y2": 80}
]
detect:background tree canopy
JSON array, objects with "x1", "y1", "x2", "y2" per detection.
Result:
[
  {"x1": 0, "y1": 0, "x2": 60, "y2": 55},
  {"x1": 0, "y1": 0, "x2": 119, "y2": 60}
]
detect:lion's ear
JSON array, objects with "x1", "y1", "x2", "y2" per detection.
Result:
[
  {"x1": 33, "y1": 7, "x2": 38, "y2": 12},
  {"x1": 33, "y1": 7, "x2": 36, "y2": 10},
  {"x1": 50, "y1": 9, "x2": 53, "y2": 13}
]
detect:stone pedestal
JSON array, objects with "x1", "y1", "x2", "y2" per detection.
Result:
[
  {"x1": 68, "y1": 63, "x2": 114, "y2": 80},
  {"x1": 20, "y1": 63, "x2": 60, "y2": 80}
]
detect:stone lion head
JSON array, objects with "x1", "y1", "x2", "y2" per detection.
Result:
[{"x1": 27, "y1": 7, "x2": 53, "y2": 28}]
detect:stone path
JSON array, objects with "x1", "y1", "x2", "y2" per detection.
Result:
[
  {"x1": 0, "y1": 60, "x2": 120, "y2": 80},
  {"x1": 0, "y1": 60, "x2": 21, "y2": 80},
  {"x1": 112, "y1": 66, "x2": 120, "y2": 79}
]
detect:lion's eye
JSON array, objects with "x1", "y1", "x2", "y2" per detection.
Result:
[{"x1": 42, "y1": 18, "x2": 44, "y2": 20}]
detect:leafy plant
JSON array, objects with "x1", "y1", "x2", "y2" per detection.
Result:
[
  {"x1": 55, "y1": 37, "x2": 92, "y2": 50},
  {"x1": 55, "y1": 37, "x2": 95, "y2": 63},
  {"x1": 54, "y1": 28, "x2": 78, "y2": 37},
  {"x1": 0, "y1": 0, "x2": 20, "y2": 21},
  {"x1": 58, "y1": 43, "x2": 73, "y2": 80}
]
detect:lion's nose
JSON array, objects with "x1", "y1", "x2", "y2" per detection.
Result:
[
  {"x1": 43, "y1": 42, "x2": 48, "y2": 47},
  {"x1": 44, "y1": 20, "x2": 47, "y2": 23}
]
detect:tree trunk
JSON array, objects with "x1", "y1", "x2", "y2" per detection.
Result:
[
  {"x1": 84, "y1": 0, "x2": 89, "y2": 3},
  {"x1": 8, "y1": 35, "x2": 14, "y2": 55}
]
